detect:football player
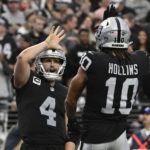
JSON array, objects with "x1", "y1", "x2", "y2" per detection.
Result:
[
  {"x1": 65, "y1": 5, "x2": 149, "y2": 150},
  {"x1": 12, "y1": 26, "x2": 68, "y2": 150}
]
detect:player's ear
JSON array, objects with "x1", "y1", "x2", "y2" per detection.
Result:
[{"x1": 103, "y1": 4, "x2": 118, "y2": 20}]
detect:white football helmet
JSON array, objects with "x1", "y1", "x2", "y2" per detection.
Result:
[
  {"x1": 95, "y1": 17, "x2": 131, "y2": 51},
  {"x1": 35, "y1": 49, "x2": 66, "y2": 81}
]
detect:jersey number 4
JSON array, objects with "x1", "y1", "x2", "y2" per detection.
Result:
[
  {"x1": 40, "y1": 96, "x2": 56, "y2": 127},
  {"x1": 101, "y1": 77, "x2": 139, "y2": 115}
]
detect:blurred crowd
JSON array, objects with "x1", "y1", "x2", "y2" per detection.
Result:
[{"x1": 0, "y1": 0, "x2": 150, "y2": 149}]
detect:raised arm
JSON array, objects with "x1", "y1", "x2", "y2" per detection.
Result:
[
  {"x1": 65, "y1": 68, "x2": 87, "y2": 150},
  {"x1": 65, "y1": 67, "x2": 87, "y2": 119},
  {"x1": 14, "y1": 26, "x2": 65, "y2": 88},
  {"x1": 65, "y1": 142, "x2": 76, "y2": 150}
]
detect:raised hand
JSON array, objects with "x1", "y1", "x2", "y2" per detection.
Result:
[{"x1": 45, "y1": 26, "x2": 66, "y2": 50}]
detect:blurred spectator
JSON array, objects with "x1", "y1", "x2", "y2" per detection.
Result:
[
  {"x1": 80, "y1": 16, "x2": 94, "y2": 42},
  {"x1": 25, "y1": 15, "x2": 47, "y2": 46},
  {"x1": 122, "y1": 13, "x2": 142, "y2": 48},
  {"x1": 55, "y1": 0, "x2": 72, "y2": 10},
  {"x1": 20, "y1": 0, "x2": 38, "y2": 11},
  {"x1": 0, "y1": 0, "x2": 7, "y2": 14},
  {"x1": 61, "y1": 14, "x2": 78, "y2": 52},
  {"x1": 0, "y1": 49, "x2": 11, "y2": 100},
  {"x1": 2, "y1": 0, "x2": 25, "y2": 35},
  {"x1": 92, "y1": 0, "x2": 110, "y2": 20},
  {"x1": 42, "y1": 7, "x2": 75, "y2": 35},
  {"x1": 0, "y1": 18, "x2": 14, "y2": 145},
  {"x1": 0, "y1": 17, "x2": 14, "y2": 100},
  {"x1": 60, "y1": 7, "x2": 74, "y2": 22},
  {"x1": 90, "y1": 0, "x2": 101, "y2": 12},
  {"x1": 133, "y1": 29, "x2": 150, "y2": 53},
  {"x1": 43, "y1": 0, "x2": 61, "y2": 20},
  {"x1": 38, "y1": 0, "x2": 73, "y2": 22},
  {"x1": 111, "y1": 0, "x2": 136, "y2": 17},
  {"x1": 62, "y1": 14, "x2": 78, "y2": 36},
  {"x1": 90, "y1": 18, "x2": 102, "y2": 44},
  {"x1": 0, "y1": 17, "x2": 17, "y2": 64},
  {"x1": 130, "y1": 120, "x2": 142, "y2": 133},
  {"x1": 18, "y1": 9, "x2": 36, "y2": 34},
  {"x1": 40, "y1": 0, "x2": 75, "y2": 24},
  {"x1": 70, "y1": 0, "x2": 91, "y2": 27},
  {"x1": 128, "y1": 107, "x2": 150, "y2": 150},
  {"x1": 80, "y1": 16, "x2": 102, "y2": 44},
  {"x1": 137, "y1": 46, "x2": 150, "y2": 104},
  {"x1": 63, "y1": 28, "x2": 96, "y2": 86},
  {"x1": 80, "y1": 16, "x2": 92, "y2": 30},
  {"x1": 125, "y1": 0, "x2": 150, "y2": 23},
  {"x1": 35, "y1": 0, "x2": 55, "y2": 29},
  {"x1": 70, "y1": 0, "x2": 83, "y2": 13},
  {"x1": 9, "y1": 34, "x2": 31, "y2": 69},
  {"x1": 1, "y1": 124, "x2": 22, "y2": 150}
]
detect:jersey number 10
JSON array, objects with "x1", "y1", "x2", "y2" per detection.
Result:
[{"x1": 101, "y1": 77, "x2": 139, "y2": 115}]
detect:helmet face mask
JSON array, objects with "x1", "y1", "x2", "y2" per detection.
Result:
[
  {"x1": 35, "y1": 49, "x2": 66, "y2": 81},
  {"x1": 95, "y1": 17, "x2": 131, "y2": 51}
]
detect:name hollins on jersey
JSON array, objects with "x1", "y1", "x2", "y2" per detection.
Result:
[{"x1": 108, "y1": 63, "x2": 138, "y2": 75}]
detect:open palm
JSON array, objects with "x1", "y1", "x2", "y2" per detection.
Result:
[{"x1": 45, "y1": 26, "x2": 66, "y2": 50}]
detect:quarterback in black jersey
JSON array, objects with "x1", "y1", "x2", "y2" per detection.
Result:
[
  {"x1": 12, "y1": 26, "x2": 67, "y2": 150},
  {"x1": 65, "y1": 5, "x2": 149, "y2": 150}
]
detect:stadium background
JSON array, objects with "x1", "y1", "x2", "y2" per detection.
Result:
[{"x1": 0, "y1": 0, "x2": 150, "y2": 149}]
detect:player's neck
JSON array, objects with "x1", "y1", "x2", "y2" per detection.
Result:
[
  {"x1": 112, "y1": 51, "x2": 125, "y2": 59},
  {"x1": 112, "y1": 51, "x2": 116, "y2": 56},
  {"x1": 50, "y1": 81, "x2": 55, "y2": 87}
]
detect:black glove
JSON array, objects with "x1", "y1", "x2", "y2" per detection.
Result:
[
  {"x1": 66, "y1": 118, "x2": 80, "y2": 145},
  {"x1": 103, "y1": 4, "x2": 118, "y2": 21}
]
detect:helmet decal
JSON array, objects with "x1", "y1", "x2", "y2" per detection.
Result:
[{"x1": 95, "y1": 17, "x2": 131, "y2": 50}]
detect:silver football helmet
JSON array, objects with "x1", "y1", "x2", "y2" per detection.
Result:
[
  {"x1": 35, "y1": 49, "x2": 66, "y2": 81},
  {"x1": 95, "y1": 17, "x2": 131, "y2": 51}
]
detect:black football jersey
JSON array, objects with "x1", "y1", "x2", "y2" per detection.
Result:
[
  {"x1": 79, "y1": 50, "x2": 149, "y2": 143},
  {"x1": 0, "y1": 34, "x2": 17, "y2": 63},
  {"x1": 14, "y1": 71, "x2": 68, "y2": 145}
]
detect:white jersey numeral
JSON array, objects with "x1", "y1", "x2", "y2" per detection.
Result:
[
  {"x1": 0, "y1": 43, "x2": 12, "y2": 59},
  {"x1": 80, "y1": 55, "x2": 92, "y2": 71},
  {"x1": 101, "y1": 77, "x2": 138, "y2": 115},
  {"x1": 40, "y1": 96, "x2": 56, "y2": 126}
]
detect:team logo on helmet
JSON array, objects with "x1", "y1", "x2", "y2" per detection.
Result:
[{"x1": 95, "y1": 17, "x2": 131, "y2": 50}]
